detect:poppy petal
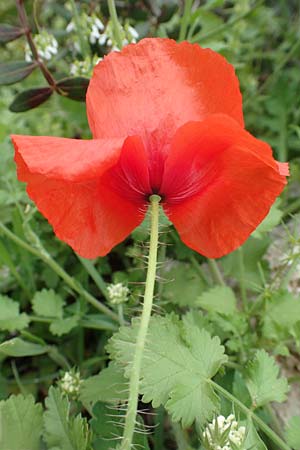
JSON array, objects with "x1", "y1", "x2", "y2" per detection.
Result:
[
  {"x1": 87, "y1": 38, "x2": 244, "y2": 157},
  {"x1": 162, "y1": 115, "x2": 288, "y2": 258},
  {"x1": 12, "y1": 135, "x2": 145, "y2": 257}
]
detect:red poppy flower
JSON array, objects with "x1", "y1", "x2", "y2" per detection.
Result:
[{"x1": 11, "y1": 38, "x2": 288, "y2": 259}]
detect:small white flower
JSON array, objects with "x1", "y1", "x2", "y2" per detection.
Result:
[
  {"x1": 25, "y1": 29, "x2": 58, "y2": 62},
  {"x1": 202, "y1": 414, "x2": 246, "y2": 450},
  {"x1": 107, "y1": 282, "x2": 129, "y2": 305},
  {"x1": 60, "y1": 369, "x2": 82, "y2": 397}
]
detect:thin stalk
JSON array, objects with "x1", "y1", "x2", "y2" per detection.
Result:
[
  {"x1": 179, "y1": 0, "x2": 193, "y2": 42},
  {"x1": 120, "y1": 195, "x2": 161, "y2": 450},
  {"x1": 238, "y1": 247, "x2": 248, "y2": 312},
  {"x1": 171, "y1": 422, "x2": 192, "y2": 450},
  {"x1": 16, "y1": 0, "x2": 57, "y2": 89},
  {"x1": 107, "y1": 0, "x2": 123, "y2": 49},
  {"x1": 69, "y1": 0, "x2": 90, "y2": 57},
  {"x1": 30, "y1": 314, "x2": 117, "y2": 331},
  {"x1": 207, "y1": 258, "x2": 225, "y2": 286},
  {"x1": 0, "y1": 222, "x2": 119, "y2": 323},
  {"x1": 283, "y1": 197, "x2": 300, "y2": 218},
  {"x1": 190, "y1": 0, "x2": 263, "y2": 43},
  {"x1": 210, "y1": 380, "x2": 291, "y2": 450},
  {"x1": 77, "y1": 256, "x2": 109, "y2": 301},
  {"x1": 190, "y1": 255, "x2": 211, "y2": 286}
]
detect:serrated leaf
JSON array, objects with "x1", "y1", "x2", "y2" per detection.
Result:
[
  {"x1": 32, "y1": 289, "x2": 65, "y2": 318},
  {"x1": 50, "y1": 316, "x2": 79, "y2": 336},
  {"x1": 266, "y1": 292, "x2": 300, "y2": 329},
  {"x1": 108, "y1": 314, "x2": 227, "y2": 426},
  {"x1": 57, "y1": 77, "x2": 90, "y2": 101},
  {"x1": 245, "y1": 350, "x2": 289, "y2": 408},
  {"x1": 195, "y1": 286, "x2": 237, "y2": 315},
  {"x1": 0, "y1": 61, "x2": 37, "y2": 85},
  {"x1": 0, "y1": 337, "x2": 48, "y2": 357},
  {"x1": 44, "y1": 386, "x2": 91, "y2": 450},
  {"x1": 79, "y1": 362, "x2": 128, "y2": 405},
  {"x1": 286, "y1": 416, "x2": 300, "y2": 449},
  {"x1": 0, "y1": 24, "x2": 24, "y2": 43},
  {"x1": 0, "y1": 394, "x2": 43, "y2": 450},
  {"x1": 244, "y1": 419, "x2": 267, "y2": 450},
  {"x1": 91, "y1": 402, "x2": 150, "y2": 450},
  {"x1": 9, "y1": 87, "x2": 53, "y2": 112},
  {"x1": 0, "y1": 294, "x2": 29, "y2": 331},
  {"x1": 161, "y1": 261, "x2": 205, "y2": 306}
]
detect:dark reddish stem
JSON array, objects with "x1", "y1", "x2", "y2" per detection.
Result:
[{"x1": 16, "y1": 0, "x2": 57, "y2": 90}]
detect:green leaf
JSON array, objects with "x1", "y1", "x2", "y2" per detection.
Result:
[
  {"x1": 57, "y1": 77, "x2": 90, "y2": 101},
  {"x1": 195, "y1": 286, "x2": 237, "y2": 315},
  {"x1": 91, "y1": 402, "x2": 150, "y2": 450},
  {"x1": 0, "y1": 294, "x2": 29, "y2": 331},
  {"x1": 79, "y1": 362, "x2": 128, "y2": 405},
  {"x1": 108, "y1": 314, "x2": 227, "y2": 426},
  {"x1": 9, "y1": 87, "x2": 53, "y2": 112},
  {"x1": 0, "y1": 337, "x2": 48, "y2": 357},
  {"x1": 245, "y1": 350, "x2": 289, "y2": 408},
  {"x1": 244, "y1": 419, "x2": 267, "y2": 450},
  {"x1": 44, "y1": 387, "x2": 91, "y2": 450},
  {"x1": 0, "y1": 61, "x2": 37, "y2": 85},
  {"x1": 266, "y1": 292, "x2": 300, "y2": 329},
  {"x1": 0, "y1": 24, "x2": 24, "y2": 43},
  {"x1": 50, "y1": 316, "x2": 79, "y2": 336},
  {"x1": 161, "y1": 262, "x2": 205, "y2": 306},
  {"x1": 286, "y1": 416, "x2": 300, "y2": 450},
  {"x1": 0, "y1": 394, "x2": 43, "y2": 450},
  {"x1": 252, "y1": 200, "x2": 283, "y2": 239},
  {"x1": 32, "y1": 289, "x2": 65, "y2": 318}
]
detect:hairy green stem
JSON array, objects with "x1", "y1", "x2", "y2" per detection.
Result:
[
  {"x1": 107, "y1": 0, "x2": 123, "y2": 49},
  {"x1": 120, "y1": 195, "x2": 161, "y2": 450},
  {"x1": 179, "y1": 0, "x2": 193, "y2": 41},
  {"x1": 0, "y1": 222, "x2": 119, "y2": 323},
  {"x1": 210, "y1": 380, "x2": 291, "y2": 450}
]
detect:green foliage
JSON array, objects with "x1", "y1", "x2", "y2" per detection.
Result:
[
  {"x1": 32, "y1": 289, "x2": 65, "y2": 318},
  {"x1": 108, "y1": 314, "x2": 227, "y2": 426},
  {"x1": 79, "y1": 362, "x2": 128, "y2": 405},
  {"x1": 196, "y1": 286, "x2": 237, "y2": 315},
  {"x1": 0, "y1": 337, "x2": 48, "y2": 357},
  {"x1": 44, "y1": 387, "x2": 91, "y2": 450},
  {"x1": 245, "y1": 350, "x2": 289, "y2": 408},
  {"x1": 0, "y1": 1, "x2": 299, "y2": 449},
  {"x1": 286, "y1": 416, "x2": 300, "y2": 450},
  {"x1": 0, "y1": 394, "x2": 43, "y2": 450},
  {"x1": 0, "y1": 294, "x2": 29, "y2": 331},
  {"x1": 91, "y1": 402, "x2": 150, "y2": 450}
]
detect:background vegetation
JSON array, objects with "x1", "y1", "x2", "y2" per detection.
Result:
[{"x1": 0, "y1": 1, "x2": 300, "y2": 449}]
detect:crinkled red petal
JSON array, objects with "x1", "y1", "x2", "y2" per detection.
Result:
[
  {"x1": 12, "y1": 135, "x2": 145, "y2": 258},
  {"x1": 87, "y1": 38, "x2": 244, "y2": 158},
  {"x1": 161, "y1": 115, "x2": 288, "y2": 258}
]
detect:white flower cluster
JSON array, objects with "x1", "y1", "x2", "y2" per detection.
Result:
[
  {"x1": 60, "y1": 370, "x2": 82, "y2": 396},
  {"x1": 202, "y1": 414, "x2": 246, "y2": 450},
  {"x1": 70, "y1": 54, "x2": 102, "y2": 77},
  {"x1": 66, "y1": 12, "x2": 139, "y2": 52},
  {"x1": 107, "y1": 282, "x2": 129, "y2": 305},
  {"x1": 100, "y1": 21, "x2": 139, "y2": 51},
  {"x1": 25, "y1": 29, "x2": 58, "y2": 62},
  {"x1": 67, "y1": 13, "x2": 105, "y2": 45}
]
